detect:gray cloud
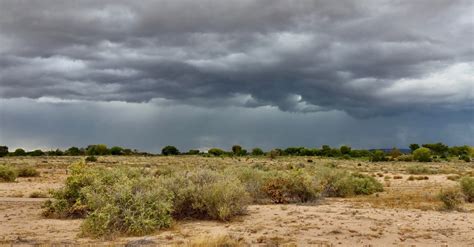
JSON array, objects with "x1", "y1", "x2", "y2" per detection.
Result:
[{"x1": 0, "y1": 0, "x2": 472, "y2": 117}]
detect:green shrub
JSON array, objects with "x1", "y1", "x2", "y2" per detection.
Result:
[
  {"x1": 0, "y1": 165, "x2": 18, "y2": 182},
  {"x1": 438, "y1": 188, "x2": 464, "y2": 210},
  {"x1": 160, "y1": 169, "x2": 250, "y2": 221},
  {"x1": 251, "y1": 148, "x2": 264, "y2": 156},
  {"x1": 370, "y1": 150, "x2": 388, "y2": 162},
  {"x1": 460, "y1": 177, "x2": 474, "y2": 202},
  {"x1": 208, "y1": 148, "x2": 225, "y2": 156},
  {"x1": 17, "y1": 166, "x2": 40, "y2": 177},
  {"x1": 81, "y1": 177, "x2": 173, "y2": 237},
  {"x1": 413, "y1": 147, "x2": 432, "y2": 162},
  {"x1": 231, "y1": 167, "x2": 267, "y2": 202},
  {"x1": 406, "y1": 164, "x2": 433, "y2": 174},
  {"x1": 316, "y1": 167, "x2": 383, "y2": 197},
  {"x1": 397, "y1": 155, "x2": 414, "y2": 162},
  {"x1": 261, "y1": 170, "x2": 320, "y2": 203},
  {"x1": 43, "y1": 163, "x2": 173, "y2": 237},
  {"x1": 460, "y1": 155, "x2": 471, "y2": 162},
  {"x1": 85, "y1": 156, "x2": 97, "y2": 162},
  {"x1": 162, "y1": 146, "x2": 180, "y2": 156}
]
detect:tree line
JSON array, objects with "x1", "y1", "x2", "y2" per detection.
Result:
[{"x1": 0, "y1": 142, "x2": 472, "y2": 162}]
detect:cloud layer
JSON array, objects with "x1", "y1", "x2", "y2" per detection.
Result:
[{"x1": 1, "y1": 0, "x2": 472, "y2": 117}]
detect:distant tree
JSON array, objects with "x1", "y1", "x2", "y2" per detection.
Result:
[
  {"x1": 29, "y1": 149, "x2": 45, "y2": 156},
  {"x1": 66, "y1": 147, "x2": 82, "y2": 156},
  {"x1": 389, "y1": 148, "x2": 402, "y2": 159},
  {"x1": 409, "y1": 144, "x2": 420, "y2": 153},
  {"x1": 187, "y1": 149, "x2": 200, "y2": 155},
  {"x1": 448, "y1": 145, "x2": 470, "y2": 157},
  {"x1": 47, "y1": 149, "x2": 64, "y2": 156},
  {"x1": 321, "y1": 145, "x2": 332, "y2": 156},
  {"x1": 232, "y1": 145, "x2": 243, "y2": 155},
  {"x1": 110, "y1": 146, "x2": 124, "y2": 155},
  {"x1": 0, "y1": 146, "x2": 8, "y2": 157},
  {"x1": 251, "y1": 148, "x2": 264, "y2": 156},
  {"x1": 161, "y1": 146, "x2": 179, "y2": 156},
  {"x1": 86, "y1": 144, "x2": 109, "y2": 155},
  {"x1": 208, "y1": 148, "x2": 225, "y2": 156},
  {"x1": 300, "y1": 148, "x2": 318, "y2": 156},
  {"x1": 422, "y1": 143, "x2": 448, "y2": 156},
  {"x1": 122, "y1": 149, "x2": 133, "y2": 155},
  {"x1": 284, "y1": 147, "x2": 305, "y2": 156},
  {"x1": 268, "y1": 149, "x2": 281, "y2": 159},
  {"x1": 370, "y1": 150, "x2": 388, "y2": 162},
  {"x1": 13, "y1": 148, "x2": 26, "y2": 156},
  {"x1": 413, "y1": 147, "x2": 432, "y2": 162},
  {"x1": 328, "y1": 148, "x2": 342, "y2": 157},
  {"x1": 340, "y1": 146, "x2": 352, "y2": 155}
]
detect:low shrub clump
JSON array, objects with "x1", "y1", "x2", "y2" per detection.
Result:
[
  {"x1": 43, "y1": 163, "x2": 173, "y2": 237},
  {"x1": 0, "y1": 165, "x2": 18, "y2": 182},
  {"x1": 316, "y1": 167, "x2": 383, "y2": 197},
  {"x1": 260, "y1": 170, "x2": 320, "y2": 203},
  {"x1": 460, "y1": 177, "x2": 474, "y2": 202},
  {"x1": 17, "y1": 166, "x2": 40, "y2": 177},
  {"x1": 406, "y1": 165, "x2": 433, "y2": 175},
  {"x1": 413, "y1": 147, "x2": 432, "y2": 162},
  {"x1": 85, "y1": 156, "x2": 97, "y2": 162},
  {"x1": 159, "y1": 169, "x2": 250, "y2": 221},
  {"x1": 438, "y1": 188, "x2": 464, "y2": 210}
]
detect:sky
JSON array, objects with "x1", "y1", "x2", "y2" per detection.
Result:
[{"x1": 0, "y1": 0, "x2": 473, "y2": 152}]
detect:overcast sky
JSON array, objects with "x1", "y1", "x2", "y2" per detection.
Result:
[{"x1": 0, "y1": 0, "x2": 473, "y2": 152}]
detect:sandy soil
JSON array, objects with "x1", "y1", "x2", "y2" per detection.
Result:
[{"x1": 0, "y1": 156, "x2": 473, "y2": 246}]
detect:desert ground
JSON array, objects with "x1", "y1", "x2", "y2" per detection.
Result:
[{"x1": 1, "y1": 156, "x2": 473, "y2": 246}]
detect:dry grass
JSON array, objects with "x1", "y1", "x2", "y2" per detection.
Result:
[
  {"x1": 351, "y1": 186, "x2": 443, "y2": 210},
  {"x1": 174, "y1": 235, "x2": 243, "y2": 247}
]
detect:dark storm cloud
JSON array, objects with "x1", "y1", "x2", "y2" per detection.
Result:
[{"x1": 0, "y1": 0, "x2": 473, "y2": 117}]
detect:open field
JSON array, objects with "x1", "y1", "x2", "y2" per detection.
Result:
[{"x1": 1, "y1": 156, "x2": 473, "y2": 246}]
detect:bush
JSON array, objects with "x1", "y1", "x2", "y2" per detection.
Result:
[
  {"x1": 316, "y1": 168, "x2": 383, "y2": 197},
  {"x1": 406, "y1": 164, "x2": 433, "y2": 174},
  {"x1": 207, "y1": 148, "x2": 225, "y2": 156},
  {"x1": 438, "y1": 188, "x2": 464, "y2": 210},
  {"x1": 0, "y1": 165, "x2": 17, "y2": 182},
  {"x1": 162, "y1": 146, "x2": 180, "y2": 156},
  {"x1": 13, "y1": 148, "x2": 26, "y2": 156},
  {"x1": 460, "y1": 177, "x2": 474, "y2": 202},
  {"x1": 370, "y1": 150, "x2": 388, "y2": 162},
  {"x1": 261, "y1": 170, "x2": 320, "y2": 204},
  {"x1": 0, "y1": 146, "x2": 8, "y2": 157},
  {"x1": 460, "y1": 155, "x2": 471, "y2": 162},
  {"x1": 43, "y1": 164, "x2": 174, "y2": 237},
  {"x1": 86, "y1": 144, "x2": 109, "y2": 155},
  {"x1": 160, "y1": 169, "x2": 250, "y2": 221},
  {"x1": 413, "y1": 147, "x2": 432, "y2": 162},
  {"x1": 85, "y1": 156, "x2": 97, "y2": 162},
  {"x1": 17, "y1": 166, "x2": 40, "y2": 177},
  {"x1": 109, "y1": 146, "x2": 123, "y2": 155},
  {"x1": 397, "y1": 154, "x2": 414, "y2": 162},
  {"x1": 251, "y1": 148, "x2": 264, "y2": 156}
]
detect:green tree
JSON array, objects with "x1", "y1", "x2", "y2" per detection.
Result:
[
  {"x1": 110, "y1": 146, "x2": 123, "y2": 155},
  {"x1": 66, "y1": 147, "x2": 82, "y2": 156},
  {"x1": 208, "y1": 148, "x2": 225, "y2": 156},
  {"x1": 0, "y1": 146, "x2": 8, "y2": 157},
  {"x1": 13, "y1": 148, "x2": 26, "y2": 156},
  {"x1": 251, "y1": 148, "x2": 264, "y2": 156},
  {"x1": 29, "y1": 149, "x2": 45, "y2": 156},
  {"x1": 187, "y1": 149, "x2": 200, "y2": 155},
  {"x1": 370, "y1": 150, "x2": 388, "y2": 162},
  {"x1": 86, "y1": 144, "x2": 109, "y2": 155},
  {"x1": 409, "y1": 144, "x2": 420, "y2": 153},
  {"x1": 422, "y1": 143, "x2": 448, "y2": 156},
  {"x1": 389, "y1": 148, "x2": 402, "y2": 159},
  {"x1": 161, "y1": 146, "x2": 179, "y2": 156},
  {"x1": 413, "y1": 147, "x2": 432, "y2": 162},
  {"x1": 340, "y1": 146, "x2": 351, "y2": 155},
  {"x1": 232, "y1": 145, "x2": 242, "y2": 155}
]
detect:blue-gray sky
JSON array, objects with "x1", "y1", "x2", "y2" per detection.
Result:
[{"x1": 0, "y1": 0, "x2": 473, "y2": 152}]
